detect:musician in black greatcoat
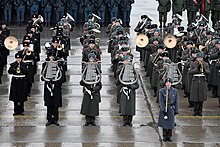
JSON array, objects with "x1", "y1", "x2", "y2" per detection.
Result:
[
  {"x1": 188, "y1": 52, "x2": 210, "y2": 116},
  {"x1": 8, "y1": 53, "x2": 29, "y2": 116},
  {"x1": 80, "y1": 52, "x2": 102, "y2": 126},
  {"x1": 115, "y1": 56, "x2": 139, "y2": 126},
  {"x1": 41, "y1": 50, "x2": 64, "y2": 126},
  {"x1": 18, "y1": 42, "x2": 36, "y2": 97}
]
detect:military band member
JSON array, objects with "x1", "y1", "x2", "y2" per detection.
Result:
[
  {"x1": 8, "y1": 53, "x2": 29, "y2": 116},
  {"x1": 41, "y1": 50, "x2": 64, "y2": 126},
  {"x1": 158, "y1": 78, "x2": 179, "y2": 142},
  {"x1": 18, "y1": 42, "x2": 36, "y2": 97},
  {"x1": 188, "y1": 52, "x2": 210, "y2": 116},
  {"x1": 80, "y1": 52, "x2": 102, "y2": 126},
  {"x1": 156, "y1": 0, "x2": 171, "y2": 28},
  {"x1": 115, "y1": 54, "x2": 139, "y2": 126}
]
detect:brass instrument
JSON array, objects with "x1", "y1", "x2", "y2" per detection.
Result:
[
  {"x1": 16, "y1": 63, "x2": 21, "y2": 74},
  {"x1": 25, "y1": 49, "x2": 32, "y2": 56},
  {"x1": 33, "y1": 15, "x2": 44, "y2": 26},
  {"x1": 4, "y1": 36, "x2": 19, "y2": 50},
  {"x1": 81, "y1": 61, "x2": 102, "y2": 85},
  {"x1": 199, "y1": 61, "x2": 204, "y2": 74},
  {"x1": 198, "y1": 38, "x2": 211, "y2": 53},
  {"x1": 135, "y1": 34, "x2": 149, "y2": 48},
  {"x1": 152, "y1": 52, "x2": 162, "y2": 66},
  {"x1": 41, "y1": 58, "x2": 63, "y2": 82},
  {"x1": 57, "y1": 40, "x2": 64, "y2": 51},
  {"x1": 163, "y1": 62, "x2": 183, "y2": 85},
  {"x1": 118, "y1": 62, "x2": 139, "y2": 85},
  {"x1": 163, "y1": 34, "x2": 177, "y2": 48},
  {"x1": 164, "y1": 88, "x2": 168, "y2": 120}
]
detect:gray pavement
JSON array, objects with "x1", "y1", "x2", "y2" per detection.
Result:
[{"x1": 0, "y1": 0, "x2": 220, "y2": 147}]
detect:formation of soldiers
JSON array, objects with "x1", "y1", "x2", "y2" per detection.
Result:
[
  {"x1": 0, "y1": 0, "x2": 134, "y2": 27},
  {"x1": 135, "y1": 11, "x2": 220, "y2": 118}
]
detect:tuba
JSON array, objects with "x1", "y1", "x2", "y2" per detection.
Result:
[
  {"x1": 81, "y1": 61, "x2": 102, "y2": 85},
  {"x1": 118, "y1": 62, "x2": 139, "y2": 85},
  {"x1": 41, "y1": 57, "x2": 63, "y2": 82}
]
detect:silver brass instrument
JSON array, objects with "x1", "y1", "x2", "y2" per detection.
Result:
[
  {"x1": 41, "y1": 58, "x2": 63, "y2": 82},
  {"x1": 163, "y1": 62, "x2": 183, "y2": 85},
  {"x1": 33, "y1": 15, "x2": 44, "y2": 26},
  {"x1": 4, "y1": 36, "x2": 19, "y2": 50},
  {"x1": 81, "y1": 61, "x2": 102, "y2": 85},
  {"x1": 135, "y1": 34, "x2": 149, "y2": 48},
  {"x1": 118, "y1": 62, "x2": 139, "y2": 85}
]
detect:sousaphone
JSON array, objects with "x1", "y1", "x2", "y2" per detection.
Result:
[
  {"x1": 135, "y1": 34, "x2": 149, "y2": 48},
  {"x1": 4, "y1": 36, "x2": 19, "y2": 50},
  {"x1": 163, "y1": 34, "x2": 177, "y2": 48}
]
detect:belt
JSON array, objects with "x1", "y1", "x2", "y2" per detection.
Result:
[
  {"x1": 23, "y1": 60, "x2": 34, "y2": 64},
  {"x1": 193, "y1": 74, "x2": 205, "y2": 77},
  {"x1": 12, "y1": 75, "x2": 25, "y2": 78}
]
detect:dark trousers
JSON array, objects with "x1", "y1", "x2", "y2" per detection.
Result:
[
  {"x1": 163, "y1": 128, "x2": 172, "y2": 139},
  {"x1": 187, "y1": 11, "x2": 197, "y2": 25},
  {"x1": 85, "y1": 115, "x2": 95, "y2": 123},
  {"x1": 159, "y1": 12, "x2": 167, "y2": 26},
  {"x1": 123, "y1": 115, "x2": 133, "y2": 124},
  {"x1": 194, "y1": 102, "x2": 203, "y2": 114},
  {"x1": 47, "y1": 106, "x2": 59, "y2": 121},
  {"x1": 27, "y1": 83, "x2": 32, "y2": 95},
  {"x1": 14, "y1": 101, "x2": 24, "y2": 114}
]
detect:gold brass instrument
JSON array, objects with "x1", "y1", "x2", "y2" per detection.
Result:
[
  {"x1": 118, "y1": 62, "x2": 139, "y2": 85},
  {"x1": 81, "y1": 61, "x2": 102, "y2": 85},
  {"x1": 4, "y1": 36, "x2": 19, "y2": 50},
  {"x1": 152, "y1": 52, "x2": 162, "y2": 66},
  {"x1": 163, "y1": 34, "x2": 177, "y2": 48},
  {"x1": 135, "y1": 34, "x2": 149, "y2": 48},
  {"x1": 25, "y1": 48, "x2": 32, "y2": 56},
  {"x1": 198, "y1": 38, "x2": 211, "y2": 53},
  {"x1": 16, "y1": 63, "x2": 21, "y2": 74},
  {"x1": 57, "y1": 40, "x2": 64, "y2": 51},
  {"x1": 164, "y1": 88, "x2": 168, "y2": 120}
]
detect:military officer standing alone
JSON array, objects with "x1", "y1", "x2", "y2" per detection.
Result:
[
  {"x1": 158, "y1": 78, "x2": 179, "y2": 142},
  {"x1": 156, "y1": 0, "x2": 171, "y2": 28}
]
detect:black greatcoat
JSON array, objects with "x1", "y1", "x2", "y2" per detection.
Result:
[
  {"x1": 80, "y1": 81, "x2": 102, "y2": 116},
  {"x1": 8, "y1": 62, "x2": 29, "y2": 102},
  {"x1": 115, "y1": 64, "x2": 139, "y2": 115},
  {"x1": 42, "y1": 62, "x2": 64, "y2": 108}
]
